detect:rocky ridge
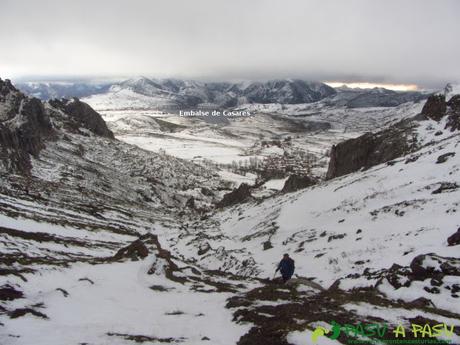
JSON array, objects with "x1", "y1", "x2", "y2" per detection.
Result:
[{"x1": 326, "y1": 93, "x2": 460, "y2": 179}]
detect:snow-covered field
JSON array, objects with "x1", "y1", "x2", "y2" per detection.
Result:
[{"x1": 119, "y1": 133, "x2": 248, "y2": 165}]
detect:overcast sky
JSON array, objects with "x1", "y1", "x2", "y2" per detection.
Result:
[{"x1": 0, "y1": 0, "x2": 459, "y2": 88}]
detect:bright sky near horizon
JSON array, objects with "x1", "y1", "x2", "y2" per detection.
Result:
[
  {"x1": 324, "y1": 82, "x2": 419, "y2": 92},
  {"x1": 0, "y1": 0, "x2": 459, "y2": 88}
]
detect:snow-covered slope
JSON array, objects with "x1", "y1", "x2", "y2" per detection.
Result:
[
  {"x1": 2, "y1": 78, "x2": 460, "y2": 345},
  {"x1": 158, "y1": 108, "x2": 460, "y2": 343},
  {"x1": 82, "y1": 77, "x2": 338, "y2": 111},
  {"x1": 16, "y1": 81, "x2": 111, "y2": 100},
  {"x1": 191, "y1": 115, "x2": 459, "y2": 284},
  {"x1": 0, "y1": 78, "x2": 250, "y2": 344}
]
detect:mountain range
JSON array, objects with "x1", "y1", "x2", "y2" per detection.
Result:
[{"x1": 16, "y1": 77, "x2": 429, "y2": 111}]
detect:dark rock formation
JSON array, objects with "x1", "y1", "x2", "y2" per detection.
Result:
[
  {"x1": 216, "y1": 183, "x2": 252, "y2": 208},
  {"x1": 145, "y1": 234, "x2": 188, "y2": 283},
  {"x1": 447, "y1": 94, "x2": 460, "y2": 113},
  {"x1": 366, "y1": 254, "x2": 460, "y2": 299},
  {"x1": 326, "y1": 91, "x2": 460, "y2": 180},
  {"x1": 328, "y1": 233, "x2": 347, "y2": 242},
  {"x1": 201, "y1": 187, "x2": 214, "y2": 197},
  {"x1": 420, "y1": 93, "x2": 460, "y2": 131},
  {"x1": 408, "y1": 297, "x2": 434, "y2": 308},
  {"x1": 262, "y1": 240, "x2": 273, "y2": 251},
  {"x1": 0, "y1": 78, "x2": 54, "y2": 173},
  {"x1": 198, "y1": 242, "x2": 211, "y2": 255},
  {"x1": 49, "y1": 98, "x2": 114, "y2": 138},
  {"x1": 431, "y1": 182, "x2": 458, "y2": 194},
  {"x1": 447, "y1": 228, "x2": 460, "y2": 246},
  {"x1": 436, "y1": 152, "x2": 455, "y2": 164},
  {"x1": 421, "y1": 94, "x2": 446, "y2": 121},
  {"x1": 185, "y1": 196, "x2": 195, "y2": 209},
  {"x1": 440, "y1": 261, "x2": 460, "y2": 276},
  {"x1": 326, "y1": 120, "x2": 415, "y2": 179},
  {"x1": 112, "y1": 234, "x2": 189, "y2": 284},
  {"x1": 1, "y1": 78, "x2": 114, "y2": 174},
  {"x1": 410, "y1": 253, "x2": 460, "y2": 280},
  {"x1": 379, "y1": 264, "x2": 412, "y2": 289},
  {"x1": 446, "y1": 95, "x2": 460, "y2": 131},
  {"x1": 281, "y1": 174, "x2": 316, "y2": 193},
  {"x1": 113, "y1": 239, "x2": 149, "y2": 261},
  {"x1": 0, "y1": 285, "x2": 23, "y2": 301},
  {"x1": 410, "y1": 254, "x2": 436, "y2": 280},
  {"x1": 9, "y1": 308, "x2": 48, "y2": 319}
]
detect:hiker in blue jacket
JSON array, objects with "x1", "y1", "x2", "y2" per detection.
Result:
[{"x1": 275, "y1": 253, "x2": 295, "y2": 283}]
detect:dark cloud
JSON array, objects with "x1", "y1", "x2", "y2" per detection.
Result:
[{"x1": 0, "y1": 0, "x2": 459, "y2": 87}]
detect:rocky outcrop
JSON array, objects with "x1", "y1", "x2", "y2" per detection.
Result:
[
  {"x1": 0, "y1": 78, "x2": 54, "y2": 173},
  {"x1": 377, "y1": 264, "x2": 412, "y2": 289},
  {"x1": 216, "y1": 183, "x2": 252, "y2": 208},
  {"x1": 0, "y1": 78, "x2": 115, "y2": 174},
  {"x1": 281, "y1": 174, "x2": 316, "y2": 193},
  {"x1": 326, "y1": 119, "x2": 415, "y2": 179},
  {"x1": 113, "y1": 239, "x2": 149, "y2": 261},
  {"x1": 410, "y1": 253, "x2": 460, "y2": 280},
  {"x1": 447, "y1": 228, "x2": 460, "y2": 246},
  {"x1": 421, "y1": 94, "x2": 446, "y2": 121},
  {"x1": 421, "y1": 93, "x2": 460, "y2": 131},
  {"x1": 446, "y1": 95, "x2": 460, "y2": 131},
  {"x1": 185, "y1": 196, "x2": 195, "y2": 209},
  {"x1": 326, "y1": 92, "x2": 460, "y2": 179},
  {"x1": 447, "y1": 94, "x2": 460, "y2": 112},
  {"x1": 49, "y1": 98, "x2": 114, "y2": 138},
  {"x1": 0, "y1": 285, "x2": 23, "y2": 301},
  {"x1": 436, "y1": 152, "x2": 455, "y2": 164}
]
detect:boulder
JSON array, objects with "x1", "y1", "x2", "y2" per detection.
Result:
[
  {"x1": 410, "y1": 253, "x2": 460, "y2": 280},
  {"x1": 216, "y1": 183, "x2": 251, "y2": 208},
  {"x1": 262, "y1": 240, "x2": 273, "y2": 251},
  {"x1": 198, "y1": 242, "x2": 211, "y2": 255},
  {"x1": 113, "y1": 239, "x2": 149, "y2": 261},
  {"x1": 185, "y1": 196, "x2": 195, "y2": 209},
  {"x1": 0, "y1": 285, "x2": 23, "y2": 301},
  {"x1": 447, "y1": 227, "x2": 460, "y2": 246},
  {"x1": 376, "y1": 263, "x2": 412, "y2": 289},
  {"x1": 440, "y1": 260, "x2": 460, "y2": 276},
  {"x1": 410, "y1": 254, "x2": 438, "y2": 280},
  {"x1": 408, "y1": 297, "x2": 435, "y2": 308},
  {"x1": 281, "y1": 174, "x2": 316, "y2": 193},
  {"x1": 436, "y1": 152, "x2": 455, "y2": 164},
  {"x1": 431, "y1": 182, "x2": 458, "y2": 194}
]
